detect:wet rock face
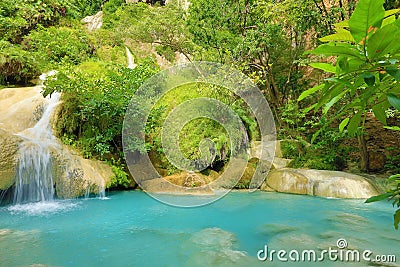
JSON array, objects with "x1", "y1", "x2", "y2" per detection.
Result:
[
  {"x1": 52, "y1": 152, "x2": 113, "y2": 199},
  {"x1": 262, "y1": 168, "x2": 380, "y2": 199},
  {"x1": 0, "y1": 87, "x2": 42, "y2": 191},
  {"x1": 0, "y1": 87, "x2": 113, "y2": 199},
  {"x1": 0, "y1": 129, "x2": 20, "y2": 190}
]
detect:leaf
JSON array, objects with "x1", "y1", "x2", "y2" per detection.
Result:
[
  {"x1": 347, "y1": 112, "x2": 362, "y2": 135},
  {"x1": 323, "y1": 91, "x2": 346, "y2": 114},
  {"x1": 388, "y1": 174, "x2": 400, "y2": 180},
  {"x1": 386, "y1": 67, "x2": 400, "y2": 82},
  {"x1": 298, "y1": 84, "x2": 323, "y2": 101},
  {"x1": 365, "y1": 192, "x2": 392, "y2": 203},
  {"x1": 388, "y1": 93, "x2": 400, "y2": 110},
  {"x1": 394, "y1": 209, "x2": 400, "y2": 230},
  {"x1": 309, "y1": 63, "x2": 336, "y2": 73},
  {"x1": 339, "y1": 118, "x2": 350, "y2": 132},
  {"x1": 384, "y1": 125, "x2": 400, "y2": 131},
  {"x1": 372, "y1": 103, "x2": 387, "y2": 124},
  {"x1": 382, "y1": 15, "x2": 396, "y2": 27},
  {"x1": 334, "y1": 20, "x2": 349, "y2": 29},
  {"x1": 314, "y1": 83, "x2": 345, "y2": 111},
  {"x1": 319, "y1": 29, "x2": 355, "y2": 42},
  {"x1": 303, "y1": 103, "x2": 318, "y2": 113},
  {"x1": 349, "y1": 0, "x2": 385, "y2": 43},
  {"x1": 311, "y1": 128, "x2": 323, "y2": 144},
  {"x1": 367, "y1": 23, "x2": 400, "y2": 59},
  {"x1": 325, "y1": 77, "x2": 352, "y2": 86},
  {"x1": 309, "y1": 44, "x2": 362, "y2": 59},
  {"x1": 384, "y1": 9, "x2": 400, "y2": 18},
  {"x1": 362, "y1": 73, "x2": 375, "y2": 86},
  {"x1": 348, "y1": 58, "x2": 365, "y2": 72},
  {"x1": 337, "y1": 57, "x2": 349, "y2": 73}
]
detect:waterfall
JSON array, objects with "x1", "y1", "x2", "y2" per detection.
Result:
[
  {"x1": 13, "y1": 92, "x2": 61, "y2": 204},
  {"x1": 125, "y1": 47, "x2": 137, "y2": 69}
]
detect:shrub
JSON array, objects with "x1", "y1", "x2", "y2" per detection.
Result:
[
  {"x1": 22, "y1": 26, "x2": 95, "y2": 65},
  {"x1": 0, "y1": 0, "x2": 66, "y2": 43},
  {"x1": 0, "y1": 40, "x2": 40, "y2": 85},
  {"x1": 45, "y1": 58, "x2": 160, "y2": 162}
]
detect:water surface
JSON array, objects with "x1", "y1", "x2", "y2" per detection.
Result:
[{"x1": 0, "y1": 191, "x2": 398, "y2": 267}]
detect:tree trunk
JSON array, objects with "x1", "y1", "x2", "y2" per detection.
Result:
[{"x1": 357, "y1": 134, "x2": 369, "y2": 172}]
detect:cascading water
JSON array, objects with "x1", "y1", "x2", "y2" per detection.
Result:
[
  {"x1": 125, "y1": 47, "x2": 137, "y2": 69},
  {"x1": 13, "y1": 92, "x2": 61, "y2": 204}
]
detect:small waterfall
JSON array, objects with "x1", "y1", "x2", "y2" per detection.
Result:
[
  {"x1": 125, "y1": 47, "x2": 137, "y2": 69},
  {"x1": 14, "y1": 93, "x2": 61, "y2": 204}
]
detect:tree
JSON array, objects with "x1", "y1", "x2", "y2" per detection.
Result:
[{"x1": 300, "y1": 0, "x2": 400, "y2": 228}]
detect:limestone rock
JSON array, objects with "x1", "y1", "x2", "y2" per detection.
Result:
[
  {"x1": 0, "y1": 87, "x2": 113, "y2": 199},
  {"x1": 0, "y1": 87, "x2": 45, "y2": 134},
  {"x1": 0, "y1": 129, "x2": 21, "y2": 190},
  {"x1": 272, "y1": 157, "x2": 292, "y2": 169},
  {"x1": 261, "y1": 168, "x2": 380, "y2": 199},
  {"x1": 183, "y1": 172, "x2": 206, "y2": 187},
  {"x1": 140, "y1": 177, "x2": 214, "y2": 195},
  {"x1": 52, "y1": 149, "x2": 113, "y2": 198},
  {"x1": 81, "y1": 11, "x2": 103, "y2": 32}
]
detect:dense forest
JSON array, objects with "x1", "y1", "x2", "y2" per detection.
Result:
[{"x1": 1, "y1": 0, "x2": 400, "y2": 227}]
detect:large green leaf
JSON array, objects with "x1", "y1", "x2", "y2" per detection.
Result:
[
  {"x1": 314, "y1": 83, "x2": 345, "y2": 111},
  {"x1": 372, "y1": 103, "x2": 387, "y2": 124},
  {"x1": 337, "y1": 57, "x2": 350, "y2": 73},
  {"x1": 349, "y1": 0, "x2": 385, "y2": 43},
  {"x1": 388, "y1": 93, "x2": 400, "y2": 110},
  {"x1": 394, "y1": 209, "x2": 400, "y2": 230},
  {"x1": 382, "y1": 14, "x2": 396, "y2": 27},
  {"x1": 384, "y1": 126, "x2": 400, "y2": 131},
  {"x1": 361, "y1": 73, "x2": 375, "y2": 86},
  {"x1": 319, "y1": 29, "x2": 355, "y2": 42},
  {"x1": 309, "y1": 63, "x2": 336, "y2": 73},
  {"x1": 384, "y1": 9, "x2": 400, "y2": 18},
  {"x1": 348, "y1": 58, "x2": 365, "y2": 72},
  {"x1": 367, "y1": 23, "x2": 400, "y2": 59},
  {"x1": 347, "y1": 112, "x2": 362, "y2": 135},
  {"x1": 323, "y1": 90, "x2": 346, "y2": 114},
  {"x1": 298, "y1": 84, "x2": 323, "y2": 101},
  {"x1": 339, "y1": 117, "x2": 350, "y2": 132},
  {"x1": 387, "y1": 67, "x2": 400, "y2": 82},
  {"x1": 308, "y1": 44, "x2": 363, "y2": 59},
  {"x1": 334, "y1": 20, "x2": 349, "y2": 29},
  {"x1": 365, "y1": 192, "x2": 392, "y2": 203}
]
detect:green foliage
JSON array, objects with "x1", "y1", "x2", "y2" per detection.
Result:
[
  {"x1": 155, "y1": 45, "x2": 176, "y2": 62},
  {"x1": 0, "y1": 0, "x2": 66, "y2": 43},
  {"x1": 280, "y1": 140, "x2": 300, "y2": 159},
  {"x1": 0, "y1": 40, "x2": 40, "y2": 85},
  {"x1": 385, "y1": 147, "x2": 400, "y2": 173},
  {"x1": 62, "y1": 0, "x2": 103, "y2": 19},
  {"x1": 23, "y1": 26, "x2": 94, "y2": 65},
  {"x1": 103, "y1": 0, "x2": 126, "y2": 16},
  {"x1": 45, "y1": 59, "x2": 160, "y2": 161},
  {"x1": 145, "y1": 83, "x2": 257, "y2": 173},
  {"x1": 279, "y1": 101, "x2": 308, "y2": 138},
  {"x1": 304, "y1": 0, "x2": 400, "y2": 228},
  {"x1": 366, "y1": 174, "x2": 400, "y2": 229},
  {"x1": 109, "y1": 164, "x2": 131, "y2": 188}
]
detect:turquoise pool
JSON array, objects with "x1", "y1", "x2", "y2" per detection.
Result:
[{"x1": 0, "y1": 191, "x2": 398, "y2": 266}]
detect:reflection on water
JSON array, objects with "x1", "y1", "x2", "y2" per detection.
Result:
[{"x1": 0, "y1": 191, "x2": 398, "y2": 267}]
